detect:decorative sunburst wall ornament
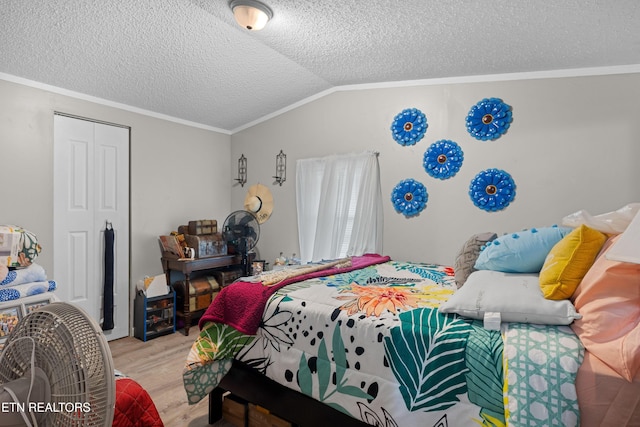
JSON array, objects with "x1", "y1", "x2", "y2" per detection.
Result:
[
  {"x1": 466, "y1": 98, "x2": 513, "y2": 141},
  {"x1": 469, "y1": 168, "x2": 516, "y2": 212},
  {"x1": 391, "y1": 178, "x2": 428, "y2": 217},
  {"x1": 390, "y1": 108, "x2": 428, "y2": 146},
  {"x1": 423, "y1": 139, "x2": 464, "y2": 180}
]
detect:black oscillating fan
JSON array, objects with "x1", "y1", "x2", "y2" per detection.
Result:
[{"x1": 222, "y1": 210, "x2": 260, "y2": 276}]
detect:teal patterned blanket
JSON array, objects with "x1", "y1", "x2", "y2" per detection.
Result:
[{"x1": 184, "y1": 260, "x2": 583, "y2": 427}]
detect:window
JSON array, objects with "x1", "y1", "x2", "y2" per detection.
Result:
[{"x1": 296, "y1": 151, "x2": 383, "y2": 263}]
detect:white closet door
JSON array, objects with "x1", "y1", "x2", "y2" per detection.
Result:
[{"x1": 53, "y1": 114, "x2": 130, "y2": 341}]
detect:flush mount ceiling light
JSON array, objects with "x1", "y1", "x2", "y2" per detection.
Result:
[{"x1": 230, "y1": 0, "x2": 273, "y2": 31}]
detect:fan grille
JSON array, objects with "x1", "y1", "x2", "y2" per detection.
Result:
[
  {"x1": 0, "y1": 302, "x2": 115, "y2": 426},
  {"x1": 222, "y1": 210, "x2": 260, "y2": 253}
]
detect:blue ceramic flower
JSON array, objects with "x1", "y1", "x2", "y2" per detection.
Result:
[
  {"x1": 391, "y1": 108, "x2": 428, "y2": 146},
  {"x1": 466, "y1": 98, "x2": 512, "y2": 141},
  {"x1": 391, "y1": 179, "x2": 428, "y2": 217},
  {"x1": 469, "y1": 168, "x2": 516, "y2": 212},
  {"x1": 423, "y1": 139, "x2": 464, "y2": 180}
]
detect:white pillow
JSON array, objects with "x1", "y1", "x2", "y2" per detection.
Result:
[{"x1": 438, "y1": 270, "x2": 582, "y2": 325}]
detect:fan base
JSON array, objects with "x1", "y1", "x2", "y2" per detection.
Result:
[{"x1": 0, "y1": 367, "x2": 51, "y2": 427}]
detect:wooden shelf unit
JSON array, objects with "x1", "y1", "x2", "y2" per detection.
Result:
[{"x1": 134, "y1": 289, "x2": 176, "y2": 341}]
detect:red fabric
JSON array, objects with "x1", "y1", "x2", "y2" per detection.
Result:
[
  {"x1": 113, "y1": 377, "x2": 164, "y2": 427},
  {"x1": 199, "y1": 253, "x2": 391, "y2": 335}
]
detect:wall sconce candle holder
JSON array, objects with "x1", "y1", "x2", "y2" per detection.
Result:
[
  {"x1": 236, "y1": 154, "x2": 247, "y2": 187},
  {"x1": 273, "y1": 150, "x2": 286, "y2": 186}
]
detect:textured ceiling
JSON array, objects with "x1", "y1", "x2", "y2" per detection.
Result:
[{"x1": 1, "y1": 0, "x2": 639, "y2": 133}]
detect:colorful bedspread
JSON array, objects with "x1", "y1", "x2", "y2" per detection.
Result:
[
  {"x1": 198, "y1": 253, "x2": 390, "y2": 335},
  {"x1": 183, "y1": 259, "x2": 583, "y2": 427}
]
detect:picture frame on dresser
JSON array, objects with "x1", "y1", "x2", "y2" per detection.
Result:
[
  {"x1": 0, "y1": 304, "x2": 22, "y2": 349},
  {"x1": 0, "y1": 294, "x2": 56, "y2": 350},
  {"x1": 24, "y1": 297, "x2": 53, "y2": 315},
  {"x1": 251, "y1": 259, "x2": 266, "y2": 275}
]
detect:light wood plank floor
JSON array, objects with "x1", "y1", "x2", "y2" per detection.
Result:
[{"x1": 108, "y1": 327, "x2": 235, "y2": 427}]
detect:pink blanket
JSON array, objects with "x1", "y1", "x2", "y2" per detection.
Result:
[{"x1": 198, "y1": 253, "x2": 390, "y2": 335}]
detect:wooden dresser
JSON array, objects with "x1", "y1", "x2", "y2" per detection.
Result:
[{"x1": 161, "y1": 254, "x2": 245, "y2": 335}]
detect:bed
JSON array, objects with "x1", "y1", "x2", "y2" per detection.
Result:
[{"x1": 182, "y1": 227, "x2": 640, "y2": 427}]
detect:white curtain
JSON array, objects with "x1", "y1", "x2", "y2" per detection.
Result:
[{"x1": 296, "y1": 151, "x2": 383, "y2": 264}]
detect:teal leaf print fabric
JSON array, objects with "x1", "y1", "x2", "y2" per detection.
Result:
[
  {"x1": 465, "y1": 321, "x2": 505, "y2": 423},
  {"x1": 384, "y1": 308, "x2": 471, "y2": 412},
  {"x1": 297, "y1": 323, "x2": 373, "y2": 416}
]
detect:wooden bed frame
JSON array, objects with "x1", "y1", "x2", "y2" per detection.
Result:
[{"x1": 208, "y1": 360, "x2": 370, "y2": 427}]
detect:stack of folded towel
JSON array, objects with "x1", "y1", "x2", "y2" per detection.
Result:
[
  {"x1": 0, "y1": 263, "x2": 57, "y2": 302},
  {"x1": 0, "y1": 225, "x2": 55, "y2": 302}
]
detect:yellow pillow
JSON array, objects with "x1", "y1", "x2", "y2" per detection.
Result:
[{"x1": 539, "y1": 224, "x2": 607, "y2": 300}]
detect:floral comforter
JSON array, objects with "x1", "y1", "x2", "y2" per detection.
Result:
[{"x1": 183, "y1": 260, "x2": 583, "y2": 427}]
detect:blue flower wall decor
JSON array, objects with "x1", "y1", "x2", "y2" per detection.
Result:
[
  {"x1": 466, "y1": 98, "x2": 512, "y2": 141},
  {"x1": 423, "y1": 139, "x2": 464, "y2": 180},
  {"x1": 391, "y1": 178, "x2": 428, "y2": 217},
  {"x1": 391, "y1": 108, "x2": 428, "y2": 146},
  {"x1": 469, "y1": 168, "x2": 516, "y2": 212}
]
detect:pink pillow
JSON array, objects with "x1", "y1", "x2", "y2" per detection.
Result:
[{"x1": 571, "y1": 235, "x2": 640, "y2": 382}]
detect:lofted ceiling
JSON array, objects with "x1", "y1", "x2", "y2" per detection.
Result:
[{"x1": 1, "y1": 0, "x2": 640, "y2": 133}]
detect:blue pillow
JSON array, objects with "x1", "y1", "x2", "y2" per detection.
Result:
[{"x1": 474, "y1": 226, "x2": 573, "y2": 273}]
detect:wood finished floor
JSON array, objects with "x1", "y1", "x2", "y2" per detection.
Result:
[{"x1": 108, "y1": 327, "x2": 235, "y2": 427}]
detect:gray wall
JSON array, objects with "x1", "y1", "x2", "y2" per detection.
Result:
[
  {"x1": 0, "y1": 79, "x2": 232, "y2": 288},
  {"x1": 230, "y1": 73, "x2": 640, "y2": 266},
  {"x1": 3, "y1": 71, "x2": 640, "y2": 335}
]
